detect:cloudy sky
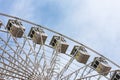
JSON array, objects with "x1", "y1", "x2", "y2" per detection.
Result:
[{"x1": 0, "y1": 0, "x2": 120, "y2": 66}]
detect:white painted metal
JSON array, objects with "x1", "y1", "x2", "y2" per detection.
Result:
[{"x1": 0, "y1": 13, "x2": 120, "y2": 80}]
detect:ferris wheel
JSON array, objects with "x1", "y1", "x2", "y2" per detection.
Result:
[{"x1": 0, "y1": 13, "x2": 120, "y2": 80}]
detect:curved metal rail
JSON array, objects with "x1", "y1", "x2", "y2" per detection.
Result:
[
  {"x1": 0, "y1": 12, "x2": 120, "y2": 80},
  {"x1": 0, "y1": 12, "x2": 119, "y2": 68}
]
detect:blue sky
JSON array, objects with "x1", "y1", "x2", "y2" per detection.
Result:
[{"x1": 0, "y1": 0, "x2": 120, "y2": 66}]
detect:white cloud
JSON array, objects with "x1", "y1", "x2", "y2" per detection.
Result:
[
  {"x1": 7, "y1": 0, "x2": 120, "y2": 65},
  {"x1": 9, "y1": 0, "x2": 35, "y2": 19},
  {"x1": 54, "y1": 0, "x2": 120, "y2": 64}
]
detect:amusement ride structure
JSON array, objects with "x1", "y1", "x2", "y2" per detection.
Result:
[{"x1": 0, "y1": 13, "x2": 120, "y2": 80}]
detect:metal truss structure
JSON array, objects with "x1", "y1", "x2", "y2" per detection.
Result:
[{"x1": 0, "y1": 13, "x2": 120, "y2": 80}]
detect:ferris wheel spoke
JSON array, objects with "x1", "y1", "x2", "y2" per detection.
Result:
[
  {"x1": 0, "y1": 72, "x2": 27, "y2": 80},
  {"x1": 79, "y1": 64, "x2": 90, "y2": 79},
  {"x1": 35, "y1": 45, "x2": 49, "y2": 74},
  {"x1": 0, "y1": 37, "x2": 34, "y2": 73},
  {"x1": 22, "y1": 34, "x2": 44, "y2": 73},
  {"x1": 56, "y1": 56, "x2": 74, "y2": 80},
  {"x1": 0, "y1": 61, "x2": 30, "y2": 77},
  {"x1": 0, "y1": 47, "x2": 32, "y2": 75},
  {"x1": 0, "y1": 65, "x2": 29, "y2": 79},
  {"x1": 46, "y1": 48, "x2": 60, "y2": 79},
  {"x1": 0, "y1": 13, "x2": 120, "y2": 80},
  {"x1": 0, "y1": 51, "x2": 33, "y2": 77},
  {"x1": 1, "y1": 34, "x2": 11, "y2": 56},
  {"x1": 77, "y1": 70, "x2": 117, "y2": 80},
  {"x1": 61, "y1": 63, "x2": 91, "y2": 80},
  {"x1": 72, "y1": 69, "x2": 80, "y2": 80},
  {"x1": 78, "y1": 73, "x2": 108, "y2": 80},
  {"x1": 10, "y1": 35, "x2": 42, "y2": 73},
  {"x1": 0, "y1": 59, "x2": 30, "y2": 79}
]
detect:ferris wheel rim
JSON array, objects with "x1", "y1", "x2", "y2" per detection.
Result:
[
  {"x1": 0, "y1": 12, "x2": 120, "y2": 80},
  {"x1": 0, "y1": 12, "x2": 119, "y2": 68}
]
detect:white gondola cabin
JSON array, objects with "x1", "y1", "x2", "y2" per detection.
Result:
[
  {"x1": 111, "y1": 70, "x2": 120, "y2": 80},
  {"x1": 28, "y1": 27, "x2": 47, "y2": 45},
  {"x1": 6, "y1": 19, "x2": 25, "y2": 38},
  {"x1": 50, "y1": 36, "x2": 69, "y2": 53},
  {"x1": 70, "y1": 45, "x2": 90, "y2": 64},
  {"x1": 91, "y1": 57, "x2": 111, "y2": 76}
]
